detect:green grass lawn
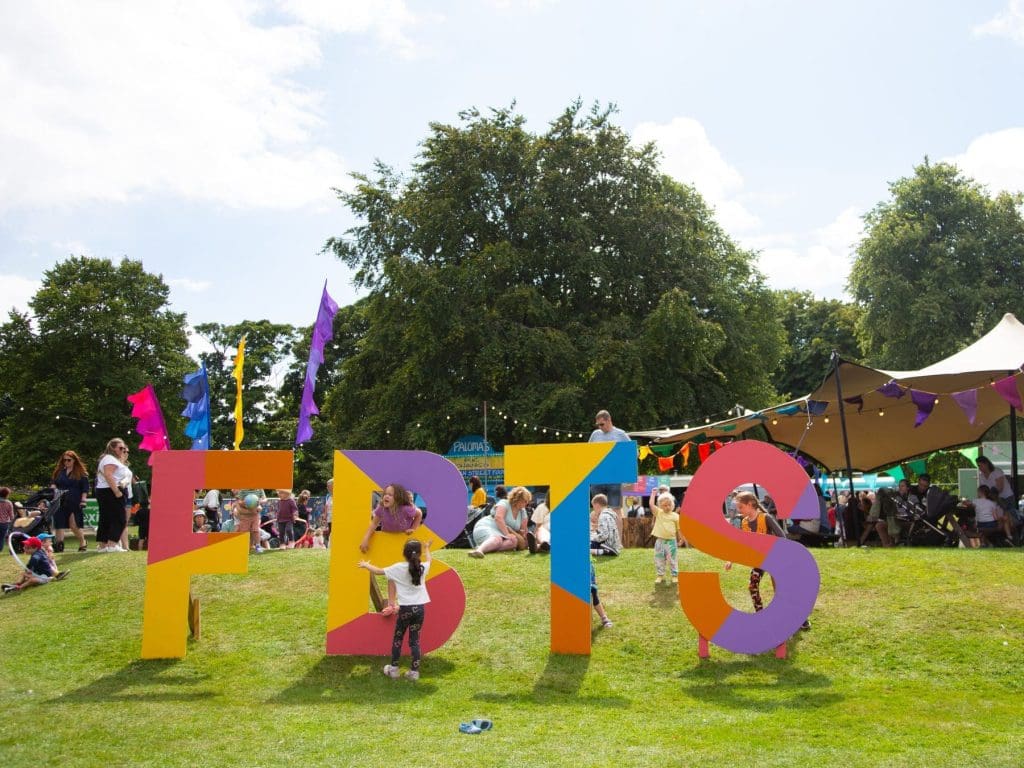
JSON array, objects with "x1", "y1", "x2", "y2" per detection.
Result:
[{"x1": 1, "y1": 544, "x2": 1021, "y2": 767}]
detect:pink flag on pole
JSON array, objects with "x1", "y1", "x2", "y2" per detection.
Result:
[{"x1": 127, "y1": 384, "x2": 170, "y2": 465}]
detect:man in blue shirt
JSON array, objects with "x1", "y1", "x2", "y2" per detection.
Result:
[{"x1": 588, "y1": 410, "x2": 630, "y2": 540}]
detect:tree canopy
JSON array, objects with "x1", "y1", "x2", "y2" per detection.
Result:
[
  {"x1": 324, "y1": 102, "x2": 786, "y2": 451},
  {"x1": 193, "y1": 320, "x2": 297, "y2": 450},
  {"x1": 774, "y1": 290, "x2": 863, "y2": 398},
  {"x1": 0, "y1": 257, "x2": 193, "y2": 484},
  {"x1": 849, "y1": 160, "x2": 1024, "y2": 369}
]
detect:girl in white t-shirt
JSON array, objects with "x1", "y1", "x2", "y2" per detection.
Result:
[{"x1": 358, "y1": 539, "x2": 432, "y2": 680}]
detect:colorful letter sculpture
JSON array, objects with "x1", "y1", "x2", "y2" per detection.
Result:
[
  {"x1": 505, "y1": 441, "x2": 638, "y2": 655},
  {"x1": 678, "y1": 441, "x2": 820, "y2": 654},
  {"x1": 141, "y1": 450, "x2": 294, "y2": 658},
  {"x1": 325, "y1": 451, "x2": 467, "y2": 655}
]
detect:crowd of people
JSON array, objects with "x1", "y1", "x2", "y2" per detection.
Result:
[{"x1": 3, "y1": 413, "x2": 1021, "y2": 679}]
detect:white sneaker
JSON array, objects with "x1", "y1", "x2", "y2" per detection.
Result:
[
  {"x1": 467, "y1": 549, "x2": 484, "y2": 559},
  {"x1": 254, "y1": 546, "x2": 264, "y2": 554},
  {"x1": 382, "y1": 664, "x2": 400, "y2": 679},
  {"x1": 404, "y1": 670, "x2": 420, "y2": 681}
]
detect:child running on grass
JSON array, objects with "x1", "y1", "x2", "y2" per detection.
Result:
[
  {"x1": 358, "y1": 539, "x2": 432, "y2": 680},
  {"x1": 652, "y1": 492, "x2": 682, "y2": 585},
  {"x1": 725, "y1": 491, "x2": 810, "y2": 630}
]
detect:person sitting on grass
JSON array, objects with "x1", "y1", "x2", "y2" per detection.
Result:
[
  {"x1": 590, "y1": 494, "x2": 622, "y2": 556},
  {"x1": 3, "y1": 536, "x2": 67, "y2": 593},
  {"x1": 973, "y1": 485, "x2": 1010, "y2": 544},
  {"x1": 468, "y1": 486, "x2": 531, "y2": 558}
]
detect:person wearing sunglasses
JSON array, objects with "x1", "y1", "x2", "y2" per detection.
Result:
[
  {"x1": 95, "y1": 439, "x2": 133, "y2": 552},
  {"x1": 50, "y1": 450, "x2": 90, "y2": 552}
]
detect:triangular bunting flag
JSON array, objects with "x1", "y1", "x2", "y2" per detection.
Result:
[
  {"x1": 951, "y1": 389, "x2": 978, "y2": 425},
  {"x1": 992, "y1": 375, "x2": 1023, "y2": 412},
  {"x1": 909, "y1": 389, "x2": 936, "y2": 428}
]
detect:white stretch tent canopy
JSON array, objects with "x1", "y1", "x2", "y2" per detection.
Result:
[{"x1": 637, "y1": 313, "x2": 1024, "y2": 473}]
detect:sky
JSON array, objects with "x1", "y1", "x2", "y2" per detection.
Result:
[{"x1": 3, "y1": 0, "x2": 1024, "y2": 347}]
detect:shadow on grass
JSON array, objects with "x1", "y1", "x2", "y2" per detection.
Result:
[
  {"x1": 647, "y1": 584, "x2": 680, "y2": 609},
  {"x1": 54, "y1": 659, "x2": 217, "y2": 703},
  {"x1": 676, "y1": 647, "x2": 841, "y2": 711},
  {"x1": 268, "y1": 655, "x2": 456, "y2": 703},
  {"x1": 473, "y1": 653, "x2": 630, "y2": 708}
]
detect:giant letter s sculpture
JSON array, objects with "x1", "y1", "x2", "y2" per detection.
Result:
[{"x1": 678, "y1": 441, "x2": 820, "y2": 654}]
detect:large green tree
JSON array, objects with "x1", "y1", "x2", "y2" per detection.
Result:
[
  {"x1": 849, "y1": 160, "x2": 1024, "y2": 369},
  {"x1": 774, "y1": 290, "x2": 863, "y2": 398},
  {"x1": 323, "y1": 103, "x2": 785, "y2": 451},
  {"x1": 193, "y1": 320, "x2": 297, "y2": 450},
  {"x1": 0, "y1": 257, "x2": 193, "y2": 485}
]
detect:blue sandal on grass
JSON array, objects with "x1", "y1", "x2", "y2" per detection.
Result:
[
  {"x1": 459, "y1": 723, "x2": 482, "y2": 734},
  {"x1": 471, "y1": 719, "x2": 493, "y2": 731}
]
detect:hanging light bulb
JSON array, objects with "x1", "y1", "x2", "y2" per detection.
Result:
[
  {"x1": 823, "y1": 416, "x2": 830, "y2": 424},
  {"x1": 771, "y1": 419, "x2": 778, "y2": 425},
  {"x1": 878, "y1": 410, "x2": 885, "y2": 417}
]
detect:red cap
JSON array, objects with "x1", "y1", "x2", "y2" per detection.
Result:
[{"x1": 23, "y1": 536, "x2": 43, "y2": 549}]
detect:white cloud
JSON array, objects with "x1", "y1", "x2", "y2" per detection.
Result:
[
  {"x1": 632, "y1": 117, "x2": 760, "y2": 232},
  {"x1": 169, "y1": 278, "x2": 212, "y2": 293},
  {"x1": 752, "y1": 207, "x2": 864, "y2": 300},
  {"x1": 943, "y1": 128, "x2": 1024, "y2": 195},
  {"x1": 281, "y1": 0, "x2": 424, "y2": 58},
  {"x1": 186, "y1": 325, "x2": 216, "y2": 363},
  {"x1": 0, "y1": 1, "x2": 429, "y2": 213},
  {"x1": 974, "y1": 1, "x2": 1024, "y2": 44},
  {"x1": 0, "y1": 274, "x2": 41, "y2": 319}
]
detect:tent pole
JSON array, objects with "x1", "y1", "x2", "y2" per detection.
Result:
[
  {"x1": 831, "y1": 351, "x2": 859, "y2": 542},
  {"x1": 1009, "y1": 396, "x2": 1019, "y2": 503}
]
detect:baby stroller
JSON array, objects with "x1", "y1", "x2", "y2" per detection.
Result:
[
  {"x1": 449, "y1": 502, "x2": 493, "y2": 549},
  {"x1": 260, "y1": 517, "x2": 309, "y2": 550},
  {"x1": 9, "y1": 489, "x2": 61, "y2": 553}
]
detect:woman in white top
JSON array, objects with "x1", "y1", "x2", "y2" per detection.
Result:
[
  {"x1": 95, "y1": 438, "x2": 132, "y2": 552},
  {"x1": 977, "y1": 456, "x2": 1017, "y2": 523}
]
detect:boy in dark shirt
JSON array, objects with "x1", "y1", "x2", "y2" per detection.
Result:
[{"x1": 2, "y1": 536, "x2": 63, "y2": 593}]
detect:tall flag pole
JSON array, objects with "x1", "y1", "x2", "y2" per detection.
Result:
[
  {"x1": 181, "y1": 363, "x2": 211, "y2": 449},
  {"x1": 127, "y1": 384, "x2": 170, "y2": 466},
  {"x1": 232, "y1": 335, "x2": 247, "y2": 450},
  {"x1": 296, "y1": 281, "x2": 339, "y2": 445}
]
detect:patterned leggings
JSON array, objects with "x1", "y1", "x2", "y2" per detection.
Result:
[
  {"x1": 391, "y1": 604, "x2": 425, "y2": 670},
  {"x1": 749, "y1": 568, "x2": 773, "y2": 611},
  {"x1": 654, "y1": 538, "x2": 678, "y2": 577}
]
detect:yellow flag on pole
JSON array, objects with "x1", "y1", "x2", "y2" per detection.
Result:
[{"x1": 232, "y1": 335, "x2": 247, "y2": 450}]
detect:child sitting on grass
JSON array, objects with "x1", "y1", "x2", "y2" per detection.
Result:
[{"x1": 3, "y1": 536, "x2": 67, "y2": 593}]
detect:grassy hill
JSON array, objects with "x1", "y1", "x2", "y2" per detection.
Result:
[{"x1": 1, "y1": 545, "x2": 1021, "y2": 767}]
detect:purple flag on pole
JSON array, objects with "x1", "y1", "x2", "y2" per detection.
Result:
[
  {"x1": 909, "y1": 389, "x2": 936, "y2": 428},
  {"x1": 876, "y1": 380, "x2": 906, "y2": 398},
  {"x1": 951, "y1": 389, "x2": 978, "y2": 425},
  {"x1": 992, "y1": 375, "x2": 1023, "y2": 412},
  {"x1": 296, "y1": 281, "x2": 339, "y2": 445}
]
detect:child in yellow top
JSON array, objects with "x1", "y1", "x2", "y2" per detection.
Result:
[{"x1": 652, "y1": 493, "x2": 682, "y2": 585}]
